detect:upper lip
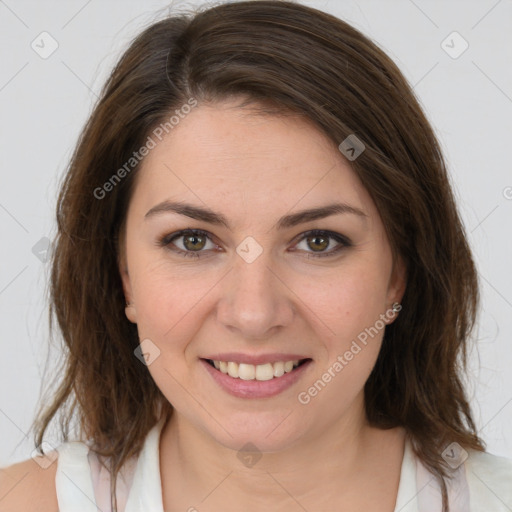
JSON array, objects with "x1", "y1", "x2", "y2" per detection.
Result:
[{"x1": 202, "y1": 353, "x2": 311, "y2": 365}]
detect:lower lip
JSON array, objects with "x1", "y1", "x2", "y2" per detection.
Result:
[{"x1": 200, "y1": 358, "x2": 313, "y2": 399}]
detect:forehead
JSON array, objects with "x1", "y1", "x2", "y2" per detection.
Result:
[{"x1": 128, "y1": 99, "x2": 376, "y2": 229}]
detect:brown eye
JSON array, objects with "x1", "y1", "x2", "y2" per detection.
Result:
[
  {"x1": 182, "y1": 232, "x2": 207, "y2": 252},
  {"x1": 159, "y1": 229, "x2": 216, "y2": 259},
  {"x1": 159, "y1": 228, "x2": 351, "y2": 260},
  {"x1": 293, "y1": 230, "x2": 351, "y2": 258},
  {"x1": 306, "y1": 233, "x2": 330, "y2": 252}
]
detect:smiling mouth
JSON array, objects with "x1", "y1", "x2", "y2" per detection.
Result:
[{"x1": 203, "y1": 358, "x2": 311, "y2": 381}]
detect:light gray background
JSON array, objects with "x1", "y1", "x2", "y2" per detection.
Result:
[{"x1": 1, "y1": 0, "x2": 511, "y2": 466}]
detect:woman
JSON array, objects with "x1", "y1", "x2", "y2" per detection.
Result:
[{"x1": 1, "y1": 1, "x2": 510, "y2": 511}]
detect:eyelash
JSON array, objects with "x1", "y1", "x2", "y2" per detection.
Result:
[{"x1": 157, "y1": 229, "x2": 352, "y2": 259}]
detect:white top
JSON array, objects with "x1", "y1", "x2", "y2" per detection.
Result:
[{"x1": 55, "y1": 417, "x2": 512, "y2": 511}]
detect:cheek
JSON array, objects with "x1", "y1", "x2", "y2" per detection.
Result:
[
  {"x1": 134, "y1": 271, "x2": 201, "y2": 344},
  {"x1": 301, "y1": 260, "x2": 390, "y2": 337},
  {"x1": 130, "y1": 237, "x2": 391, "y2": 345},
  {"x1": 296, "y1": 267, "x2": 388, "y2": 407},
  {"x1": 126, "y1": 252, "x2": 195, "y2": 345},
  {"x1": 131, "y1": 267, "x2": 205, "y2": 400}
]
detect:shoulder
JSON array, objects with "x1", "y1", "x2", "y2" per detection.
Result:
[
  {"x1": 465, "y1": 449, "x2": 512, "y2": 510},
  {"x1": 0, "y1": 451, "x2": 59, "y2": 512}
]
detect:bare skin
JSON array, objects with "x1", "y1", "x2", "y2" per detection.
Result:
[
  {"x1": 159, "y1": 403, "x2": 406, "y2": 512},
  {"x1": 0, "y1": 454, "x2": 59, "y2": 512},
  {"x1": 0, "y1": 96, "x2": 407, "y2": 511},
  {"x1": 119, "y1": 97, "x2": 407, "y2": 511}
]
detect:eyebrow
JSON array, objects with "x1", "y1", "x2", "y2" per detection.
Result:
[{"x1": 144, "y1": 200, "x2": 367, "y2": 230}]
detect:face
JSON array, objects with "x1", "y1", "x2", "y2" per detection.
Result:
[{"x1": 119, "y1": 97, "x2": 406, "y2": 452}]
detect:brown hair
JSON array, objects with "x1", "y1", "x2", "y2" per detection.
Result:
[{"x1": 32, "y1": 1, "x2": 484, "y2": 510}]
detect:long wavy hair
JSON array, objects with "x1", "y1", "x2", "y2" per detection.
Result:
[{"x1": 32, "y1": 1, "x2": 484, "y2": 510}]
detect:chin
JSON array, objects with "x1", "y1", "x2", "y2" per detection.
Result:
[{"x1": 202, "y1": 410, "x2": 309, "y2": 454}]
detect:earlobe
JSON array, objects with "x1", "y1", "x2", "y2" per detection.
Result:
[
  {"x1": 386, "y1": 255, "x2": 407, "y2": 324},
  {"x1": 122, "y1": 274, "x2": 138, "y2": 323},
  {"x1": 121, "y1": 271, "x2": 137, "y2": 324},
  {"x1": 118, "y1": 249, "x2": 137, "y2": 324},
  {"x1": 125, "y1": 302, "x2": 137, "y2": 324},
  {"x1": 388, "y1": 254, "x2": 407, "y2": 302}
]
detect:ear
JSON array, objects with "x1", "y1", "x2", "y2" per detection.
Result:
[
  {"x1": 385, "y1": 253, "x2": 407, "y2": 324},
  {"x1": 117, "y1": 230, "x2": 137, "y2": 324}
]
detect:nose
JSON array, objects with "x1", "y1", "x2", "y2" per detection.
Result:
[{"x1": 215, "y1": 253, "x2": 296, "y2": 340}]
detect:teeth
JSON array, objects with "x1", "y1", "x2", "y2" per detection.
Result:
[
  {"x1": 227, "y1": 361, "x2": 239, "y2": 378},
  {"x1": 256, "y1": 363, "x2": 274, "y2": 381},
  {"x1": 273, "y1": 361, "x2": 285, "y2": 378},
  {"x1": 238, "y1": 363, "x2": 255, "y2": 380},
  {"x1": 212, "y1": 359, "x2": 302, "y2": 380}
]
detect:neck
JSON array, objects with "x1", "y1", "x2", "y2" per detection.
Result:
[{"x1": 159, "y1": 393, "x2": 406, "y2": 511}]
